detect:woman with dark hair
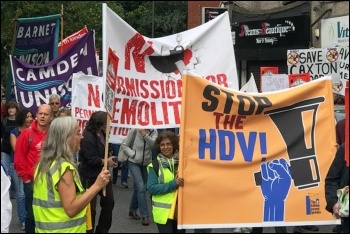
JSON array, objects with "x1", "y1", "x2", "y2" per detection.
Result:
[
  {"x1": 78, "y1": 111, "x2": 117, "y2": 233},
  {"x1": 146, "y1": 131, "x2": 184, "y2": 233},
  {"x1": 9, "y1": 108, "x2": 34, "y2": 230},
  {"x1": 0, "y1": 100, "x2": 22, "y2": 228}
]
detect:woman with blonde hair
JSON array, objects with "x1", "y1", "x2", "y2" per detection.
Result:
[{"x1": 33, "y1": 116, "x2": 111, "y2": 233}]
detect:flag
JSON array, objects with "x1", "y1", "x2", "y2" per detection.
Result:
[
  {"x1": 6, "y1": 14, "x2": 61, "y2": 101},
  {"x1": 240, "y1": 73, "x2": 258, "y2": 93},
  {"x1": 10, "y1": 32, "x2": 98, "y2": 114},
  {"x1": 58, "y1": 26, "x2": 88, "y2": 54}
]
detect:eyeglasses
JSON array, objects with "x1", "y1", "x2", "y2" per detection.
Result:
[{"x1": 50, "y1": 102, "x2": 60, "y2": 105}]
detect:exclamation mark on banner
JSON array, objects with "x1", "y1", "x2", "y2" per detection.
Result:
[{"x1": 259, "y1": 132, "x2": 267, "y2": 161}]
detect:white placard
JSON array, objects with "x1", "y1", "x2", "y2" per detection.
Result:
[{"x1": 261, "y1": 74, "x2": 289, "y2": 92}]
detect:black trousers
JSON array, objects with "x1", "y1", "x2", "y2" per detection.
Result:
[
  {"x1": 251, "y1": 226, "x2": 287, "y2": 233},
  {"x1": 342, "y1": 217, "x2": 349, "y2": 233},
  {"x1": 156, "y1": 219, "x2": 186, "y2": 233},
  {"x1": 82, "y1": 177, "x2": 115, "y2": 233}
]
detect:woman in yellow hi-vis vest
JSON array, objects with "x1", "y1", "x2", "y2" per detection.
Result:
[
  {"x1": 146, "y1": 131, "x2": 185, "y2": 233},
  {"x1": 33, "y1": 116, "x2": 111, "y2": 233}
]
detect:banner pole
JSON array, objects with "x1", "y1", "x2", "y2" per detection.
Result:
[
  {"x1": 60, "y1": 4, "x2": 64, "y2": 54},
  {"x1": 103, "y1": 114, "x2": 111, "y2": 196},
  {"x1": 5, "y1": 9, "x2": 20, "y2": 101}
]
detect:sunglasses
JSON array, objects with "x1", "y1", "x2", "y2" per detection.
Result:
[{"x1": 50, "y1": 102, "x2": 60, "y2": 105}]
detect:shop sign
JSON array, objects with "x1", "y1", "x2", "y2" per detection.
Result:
[
  {"x1": 321, "y1": 15, "x2": 349, "y2": 48},
  {"x1": 232, "y1": 15, "x2": 310, "y2": 49},
  {"x1": 202, "y1": 7, "x2": 228, "y2": 24}
]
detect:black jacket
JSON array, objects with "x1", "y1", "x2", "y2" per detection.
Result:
[
  {"x1": 78, "y1": 129, "x2": 109, "y2": 179},
  {"x1": 325, "y1": 143, "x2": 349, "y2": 214}
]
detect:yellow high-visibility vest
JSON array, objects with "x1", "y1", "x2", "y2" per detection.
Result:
[
  {"x1": 148, "y1": 158, "x2": 176, "y2": 224},
  {"x1": 33, "y1": 160, "x2": 86, "y2": 233}
]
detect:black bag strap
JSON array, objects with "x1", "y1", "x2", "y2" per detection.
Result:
[
  {"x1": 2, "y1": 117, "x2": 8, "y2": 127},
  {"x1": 152, "y1": 158, "x2": 159, "y2": 177}
]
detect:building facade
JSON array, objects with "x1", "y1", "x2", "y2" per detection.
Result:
[{"x1": 187, "y1": 1, "x2": 349, "y2": 90}]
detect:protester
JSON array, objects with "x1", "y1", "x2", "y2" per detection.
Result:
[
  {"x1": 78, "y1": 111, "x2": 117, "y2": 233},
  {"x1": 325, "y1": 143, "x2": 349, "y2": 233},
  {"x1": 32, "y1": 116, "x2": 111, "y2": 232},
  {"x1": 14, "y1": 104, "x2": 53, "y2": 233},
  {"x1": 10, "y1": 109, "x2": 34, "y2": 150},
  {"x1": 112, "y1": 143, "x2": 129, "y2": 188},
  {"x1": 48, "y1": 93, "x2": 61, "y2": 119},
  {"x1": 1, "y1": 161, "x2": 12, "y2": 233},
  {"x1": 57, "y1": 107, "x2": 71, "y2": 117},
  {"x1": 146, "y1": 131, "x2": 184, "y2": 233},
  {"x1": 333, "y1": 117, "x2": 345, "y2": 233},
  {"x1": 9, "y1": 108, "x2": 34, "y2": 230},
  {"x1": 336, "y1": 118, "x2": 345, "y2": 147},
  {"x1": 1, "y1": 100, "x2": 22, "y2": 227},
  {"x1": 121, "y1": 128, "x2": 158, "y2": 226}
]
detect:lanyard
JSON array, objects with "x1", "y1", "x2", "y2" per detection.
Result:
[
  {"x1": 167, "y1": 157, "x2": 175, "y2": 176},
  {"x1": 160, "y1": 157, "x2": 175, "y2": 177}
]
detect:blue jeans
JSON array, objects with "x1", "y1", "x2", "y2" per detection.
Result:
[
  {"x1": 111, "y1": 144, "x2": 129, "y2": 184},
  {"x1": 113, "y1": 162, "x2": 129, "y2": 184},
  {"x1": 1, "y1": 152, "x2": 26, "y2": 224},
  {"x1": 120, "y1": 162, "x2": 129, "y2": 183},
  {"x1": 24, "y1": 181, "x2": 35, "y2": 233},
  {"x1": 128, "y1": 161, "x2": 149, "y2": 218}
]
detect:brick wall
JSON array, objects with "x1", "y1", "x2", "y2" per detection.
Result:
[{"x1": 188, "y1": 1, "x2": 221, "y2": 29}]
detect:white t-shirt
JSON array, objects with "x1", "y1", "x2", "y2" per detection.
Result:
[{"x1": 1, "y1": 164, "x2": 12, "y2": 233}]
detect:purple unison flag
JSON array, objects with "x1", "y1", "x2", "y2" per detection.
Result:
[
  {"x1": 6, "y1": 14, "x2": 61, "y2": 101},
  {"x1": 10, "y1": 31, "x2": 98, "y2": 114}
]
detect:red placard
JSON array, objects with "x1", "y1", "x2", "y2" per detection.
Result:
[
  {"x1": 58, "y1": 27, "x2": 88, "y2": 54},
  {"x1": 288, "y1": 73, "x2": 311, "y2": 88},
  {"x1": 105, "y1": 48, "x2": 119, "y2": 118},
  {"x1": 260, "y1": 67, "x2": 279, "y2": 78}
]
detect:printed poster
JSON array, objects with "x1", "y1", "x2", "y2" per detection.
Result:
[{"x1": 178, "y1": 72, "x2": 338, "y2": 228}]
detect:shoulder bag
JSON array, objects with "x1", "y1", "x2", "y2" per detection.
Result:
[{"x1": 118, "y1": 130, "x2": 137, "y2": 162}]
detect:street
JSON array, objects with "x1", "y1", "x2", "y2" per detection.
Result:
[{"x1": 9, "y1": 175, "x2": 337, "y2": 233}]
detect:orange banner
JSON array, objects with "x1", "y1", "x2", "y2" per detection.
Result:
[{"x1": 178, "y1": 73, "x2": 339, "y2": 229}]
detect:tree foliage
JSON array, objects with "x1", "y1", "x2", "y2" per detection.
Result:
[{"x1": 0, "y1": 1, "x2": 187, "y2": 88}]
